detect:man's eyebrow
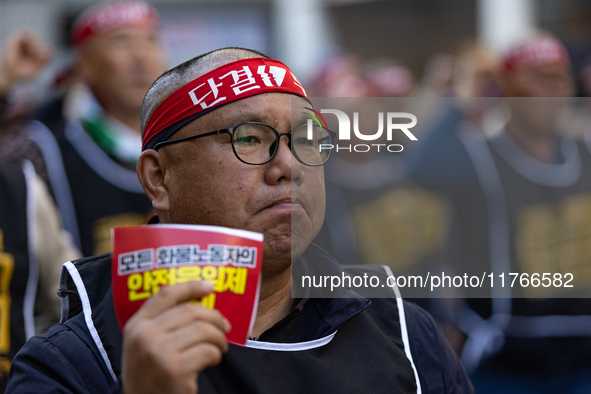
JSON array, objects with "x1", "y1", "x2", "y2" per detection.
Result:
[
  {"x1": 222, "y1": 113, "x2": 309, "y2": 128},
  {"x1": 223, "y1": 114, "x2": 267, "y2": 126}
]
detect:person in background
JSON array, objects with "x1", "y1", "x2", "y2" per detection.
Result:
[
  {"x1": 363, "y1": 61, "x2": 415, "y2": 98},
  {"x1": 415, "y1": 53, "x2": 456, "y2": 98},
  {"x1": 312, "y1": 60, "x2": 451, "y2": 314},
  {"x1": 411, "y1": 33, "x2": 591, "y2": 393},
  {"x1": 30, "y1": 0, "x2": 166, "y2": 256},
  {"x1": 0, "y1": 30, "x2": 80, "y2": 391},
  {"x1": 452, "y1": 43, "x2": 499, "y2": 99},
  {"x1": 0, "y1": 31, "x2": 54, "y2": 186},
  {"x1": 305, "y1": 52, "x2": 370, "y2": 97}
]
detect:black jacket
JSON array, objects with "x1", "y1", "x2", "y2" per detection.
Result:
[{"x1": 6, "y1": 244, "x2": 473, "y2": 393}]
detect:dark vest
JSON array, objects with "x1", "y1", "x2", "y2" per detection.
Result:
[
  {"x1": 30, "y1": 99, "x2": 153, "y2": 256},
  {"x1": 0, "y1": 159, "x2": 36, "y2": 391},
  {"x1": 458, "y1": 128, "x2": 591, "y2": 372},
  {"x1": 58, "y1": 248, "x2": 423, "y2": 393}
]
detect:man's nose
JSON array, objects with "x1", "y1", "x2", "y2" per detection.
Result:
[
  {"x1": 265, "y1": 133, "x2": 303, "y2": 185},
  {"x1": 277, "y1": 133, "x2": 295, "y2": 169}
]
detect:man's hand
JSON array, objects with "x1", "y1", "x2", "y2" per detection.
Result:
[
  {"x1": 121, "y1": 281, "x2": 231, "y2": 394},
  {"x1": 0, "y1": 30, "x2": 53, "y2": 95}
]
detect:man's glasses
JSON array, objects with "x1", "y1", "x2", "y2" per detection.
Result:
[{"x1": 153, "y1": 122, "x2": 335, "y2": 166}]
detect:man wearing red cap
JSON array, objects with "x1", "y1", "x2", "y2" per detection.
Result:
[
  {"x1": 411, "y1": 34, "x2": 591, "y2": 393},
  {"x1": 0, "y1": 31, "x2": 82, "y2": 391},
  {"x1": 30, "y1": 0, "x2": 165, "y2": 257},
  {"x1": 499, "y1": 35, "x2": 573, "y2": 98},
  {"x1": 6, "y1": 47, "x2": 473, "y2": 393}
]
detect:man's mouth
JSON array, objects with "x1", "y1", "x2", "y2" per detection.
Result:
[{"x1": 263, "y1": 197, "x2": 306, "y2": 214}]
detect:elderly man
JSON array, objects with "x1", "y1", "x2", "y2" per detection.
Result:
[
  {"x1": 7, "y1": 48, "x2": 472, "y2": 393},
  {"x1": 30, "y1": 0, "x2": 165, "y2": 257}
]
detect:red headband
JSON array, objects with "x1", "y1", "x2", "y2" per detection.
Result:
[
  {"x1": 502, "y1": 36, "x2": 570, "y2": 74},
  {"x1": 71, "y1": 0, "x2": 160, "y2": 47},
  {"x1": 142, "y1": 57, "x2": 307, "y2": 150}
]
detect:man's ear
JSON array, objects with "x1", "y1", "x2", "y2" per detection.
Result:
[{"x1": 137, "y1": 150, "x2": 170, "y2": 212}]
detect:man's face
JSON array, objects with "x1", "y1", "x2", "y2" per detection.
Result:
[
  {"x1": 501, "y1": 64, "x2": 574, "y2": 97},
  {"x1": 501, "y1": 64, "x2": 573, "y2": 136},
  {"x1": 79, "y1": 26, "x2": 165, "y2": 115},
  {"x1": 158, "y1": 93, "x2": 326, "y2": 275}
]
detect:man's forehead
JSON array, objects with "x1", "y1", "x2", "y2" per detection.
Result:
[
  {"x1": 84, "y1": 25, "x2": 157, "y2": 47},
  {"x1": 196, "y1": 94, "x2": 309, "y2": 128}
]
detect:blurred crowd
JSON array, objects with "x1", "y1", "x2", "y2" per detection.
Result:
[
  {"x1": 311, "y1": 32, "x2": 591, "y2": 394},
  {"x1": 2, "y1": 0, "x2": 591, "y2": 393}
]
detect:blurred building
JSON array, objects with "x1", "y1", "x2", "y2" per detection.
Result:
[{"x1": 2, "y1": 0, "x2": 591, "y2": 100}]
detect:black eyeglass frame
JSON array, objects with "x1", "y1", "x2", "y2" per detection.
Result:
[{"x1": 152, "y1": 121, "x2": 336, "y2": 167}]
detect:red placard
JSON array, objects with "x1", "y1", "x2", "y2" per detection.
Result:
[{"x1": 111, "y1": 224, "x2": 263, "y2": 345}]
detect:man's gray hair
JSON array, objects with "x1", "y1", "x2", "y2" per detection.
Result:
[{"x1": 140, "y1": 47, "x2": 269, "y2": 136}]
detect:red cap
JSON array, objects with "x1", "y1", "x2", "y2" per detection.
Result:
[
  {"x1": 501, "y1": 35, "x2": 570, "y2": 74},
  {"x1": 70, "y1": 0, "x2": 160, "y2": 47},
  {"x1": 366, "y1": 65, "x2": 414, "y2": 97}
]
